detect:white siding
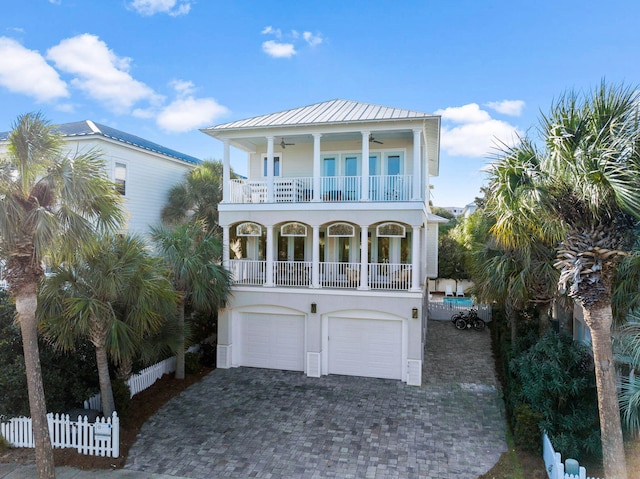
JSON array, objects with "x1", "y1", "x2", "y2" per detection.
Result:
[{"x1": 59, "y1": 138, "x2": 194, "y2": 235}]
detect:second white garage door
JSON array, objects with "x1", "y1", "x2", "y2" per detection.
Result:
[
  {"x1": 240, "y1": 313, "x2": 305, "y2": 371},
  {"x1": 328, "y1": 317, "x2": 403, "y2": 380}
]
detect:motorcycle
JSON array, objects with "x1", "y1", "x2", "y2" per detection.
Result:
[{"x1": 451, "y1": 307, "x2": 485, "y2": 331}]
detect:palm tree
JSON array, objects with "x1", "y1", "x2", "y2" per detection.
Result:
[
  {"x1": 483, "y1": 141, "x2": 561, "y2": 337},
  {"x1": 150, "y1": 222, "x2": 231, "y2": 379},
  {"x1": 0, "y1": 112, "x2": 123, "y2": 479},
  {"x1": 38, "y1": 234, "x2": 177, "y2": 417},
  {"x1": 492, "y1": 82, "x2": 640, "y2": 479},
  {"x1": 161, "y1": 160, "x2": 234, "y2": 233}
]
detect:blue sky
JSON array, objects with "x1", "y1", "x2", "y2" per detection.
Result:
[{"x1": 1, "y1": 0, "x2": 640, "y2": 207}]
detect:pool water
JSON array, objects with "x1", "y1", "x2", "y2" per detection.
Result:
[{"x1": 443, "y1": 297, "x2": 474, "y2": 307}]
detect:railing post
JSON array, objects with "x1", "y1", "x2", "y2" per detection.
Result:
[
  {"x1": 222, "y1": 139, "x2": 230, "y2": 203},
  {"x1": 359, "y1": 225, "x2": 369, "y2": 290},
  {"x1": 266, "y1": 136, "x2": 274, "y2": 203},
  {"x1": 313, "y1": 133, "x2": 322, "y2": 202},
  {"x1": 265, "y1": 225, "x2": 275, "y2": 287},
  {"x1": 361, "y1": 130, "x2": 369, "y2": 201},
  {"x1": 412, "y1": 128, "x2": 422, "y2": 201}
]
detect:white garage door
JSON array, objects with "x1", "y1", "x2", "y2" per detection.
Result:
[
  {"x1": 240, "y1": 313, "x2": 304, "y2": 371},
  {"x1": 328, "y1": 317, "x2": 402, "y2": 380}
]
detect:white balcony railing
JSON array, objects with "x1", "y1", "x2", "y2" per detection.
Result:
[
  {"x1": 319, "y1": 262, "x2": 361, "y2": 288},
  {"x1": 274, "y1": 261, "x2": 312, "y2": 287},
  {"x1": 229, "y1": 259, "x2": 266, "y2": 285},
  {"x1": 369, "y1": 263, "x2": 412, "y2": 290},
  {"x1": 320, "y1": 176, "x2": 360, "y2": 202},
  {"x1": 229, "y1": 260, "x2": 412, "y2": 291},
  {"x1": 228, "y1": 175, "x2": 413, "y2": 204},
  {"x1": 369, "y1": 175, "x2": 412, "y2": 201}
]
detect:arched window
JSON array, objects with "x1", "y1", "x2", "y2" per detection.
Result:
[
  {"x1": 281, "y1": 222, "x2": 307, "y2": 237},
  {"x1": 377, "y1": 222, "x2": 406, "y2": 237},
  {"x1": 327, "y1": 222, "x2": 355, "y2": 237},
  {"x1": 236, "y1": 222, "x2": 262, "y2": 236}
]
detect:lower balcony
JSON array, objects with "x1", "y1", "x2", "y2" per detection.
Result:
[{"x1": 229, "y1": 260, "x2": 413, "y2": 291}]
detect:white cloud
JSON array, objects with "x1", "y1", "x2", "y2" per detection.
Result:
[
  {"x1": 47, "y1": 34, "x2": 160, "y2": 113},
  {"x1": 435, "y1": 103, "x2": 491, "y2": 124},
  {"x1": 261, "y1": 26, "x2": 282, "y2": 38},
  {"x1": 129, "y1": 0, "x2": 191, "y2": 16},
  {"x1": 436, "y1": 103, "x2": 521, "y2": 157},
  {"x1": 156, "y1": 96, "x2": 228, "y2": 132},
  {"x1": 48, "y1": 0, "x2": 62, "y2": 4},
  {"x1": 0, "y1": 37, "x2": 68, "y2": 102},
  {"x1": 303, "y1": 31, "x2": 323, "y2": 47},
  {"x1": 169, "y1": 79, "x2": 195, "y2": 97},
  {"x1": 261, "y1": 26, "x2": 322, "y2": 58},
  {"x1": 262, "y1": 40, "x2": 296, "y2": 58},
  {"x1": 485, "y1": 99, "x2": 525, "y2": 116}
]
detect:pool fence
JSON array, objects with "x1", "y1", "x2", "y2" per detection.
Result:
[{"x1": 428, "y1": 301, "x2": 492, "y2": 322}]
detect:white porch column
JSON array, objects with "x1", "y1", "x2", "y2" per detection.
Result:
[
  {"x1": 222, "y1": 139, "x2": 230, "y2": 203},
  {"x1": 312, "y1": 225, "x2": 320, "y2": 288},
  {"x1": 361, "y1": 131, "x2": 370, "y2": 201},
  {"x1": 265, "y1": 225, "x2": 275, "y2": 287},
  {"x1": 359, "y1": 225, "x2": 370, "y2": 290},
  {"x1": 312, "y1": 133, "x2": 322, "y2": 202},
  {"x1": 412, "y1": 129, "x2": 422, "y2": 201},
  {"x1": 411, "y1": 224, "x2": 421, "y2": 292},
  {"x1": 222, "y1": 224, "x2": 230, "y2": 272},
  {"x1": 266, "y1": 136, "x2": 274, "y2": 203}
]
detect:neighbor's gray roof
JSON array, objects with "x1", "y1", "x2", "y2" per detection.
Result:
[
  {"x1": 0, "y1": 120, "x2": 201, "y2": 165},
  {"x1": 205, "y1": 99, "x2": 436, "y2": 131}
]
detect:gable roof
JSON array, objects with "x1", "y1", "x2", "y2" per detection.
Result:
[
  {"x1": 205, "y1": 99, "x2": 435, "y2": 131},
  {"x1": 0, "y1": 120, "x2": 201, "y2": 165}
]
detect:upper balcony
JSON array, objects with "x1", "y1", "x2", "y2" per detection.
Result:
[{"x1": 228, "y1": 174, "x2": 414, "y2": 204}]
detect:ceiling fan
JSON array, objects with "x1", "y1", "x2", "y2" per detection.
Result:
[
  {"x1": 369, "y1": 134, "x2": 383, "y2": 144},
  {"x1": 280, "y1": 138, "x2": 295, "y2": 149}
]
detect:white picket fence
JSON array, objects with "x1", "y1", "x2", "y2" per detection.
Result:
[
  {"x1": 1, "y1": 412, "x2": 119, "y2": 457},
  {"x1": 542, "y1": 432, "x2": 602, "y2": 479},
  {"x1": 84, "y1": 355, "x2": 178, "y2": 409}
]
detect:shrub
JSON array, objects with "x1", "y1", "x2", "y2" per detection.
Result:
[
  {"x1": 110, "y1": 379, "x2": 132, "y2": 419},
  {"x1": 0, "y1": 434, "x2": 9, "y2": 454},
  {"x1": 199, "y1": 342, "x2": 216, "y2": 368},
  {"x1": 0, "y1": 291, "x2": 99, "y2": 417},
  {"x1": 509, "y1": 330, "x2": 601, "y2": 460},
  {"x1": 513, "y1": 403, "x2": 543, "y2": 451},
  {"x1": 184, "y1": 351, "x2": 202, "y2": 374}
]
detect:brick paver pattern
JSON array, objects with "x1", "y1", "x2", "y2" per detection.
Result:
[{"x1": 125, "y1": 320, "x2": 507, "y2": 478}]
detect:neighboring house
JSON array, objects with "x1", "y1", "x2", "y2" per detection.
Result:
[
  {"x1": 0, "y1": 120, "x2": 200, "y2": 235},
  {"x1": 441, "y1": 206, "x2": 465, "y2": 217},
  {"x1": 0, "y1": 120, "x2": 200, "y2": 289},
  {"x1": 201, "y1": 99, "x2": 442, "y2": 385},
  {"x1": 461, "y1": 202, "x2": 477, "y2": 218}
]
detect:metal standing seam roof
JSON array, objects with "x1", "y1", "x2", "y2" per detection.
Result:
[
  {"x1": 0, "y1": 120, "x2": 201, "y2": 165},
  {"x1": 204, "y1": 99, "x2": 436, "y2": 131}
]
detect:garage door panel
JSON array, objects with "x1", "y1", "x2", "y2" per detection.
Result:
[
  {"x1": 241, "y1": 313, "x2": 304, "y2": 371},
  {"x1": 329, "y1": 317, "x2": 402, "y2": 380}
]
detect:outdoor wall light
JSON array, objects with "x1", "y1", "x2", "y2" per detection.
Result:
[
  {"x1": 311, "y1": 303, "x2": 317, "y2": 314},
  {"x1": 412, "y1": 308, "x2": 419, "y2": 319}
]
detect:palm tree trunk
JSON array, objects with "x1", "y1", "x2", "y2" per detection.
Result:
[
  {"x1": 94, "y1": 342, "x2": 116, "y2": 418},
  {"x1": 583, "y1": 304, "x2": 628, "y2": 479},
  {"x1": 506, "y1": 303, "x2": 517, "y2": 346},
  {"x1": 15, "y1": 288, "x2": 56, "y2": 479},
  {"x1": 175, "y1": 296, "x2": 185, "y2": 380},
  {"x1": 537, "y1": 303, "x2": 550, "y2": 336}
]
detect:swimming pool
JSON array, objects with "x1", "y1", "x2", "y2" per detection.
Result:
[{"x1": 443, "y1": 297, "x2": 474, "y2": 307}]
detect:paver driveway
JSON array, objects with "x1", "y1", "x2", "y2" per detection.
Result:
[{"x1": 125, "y1": 320, "x2": 507, "y2": 479}]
